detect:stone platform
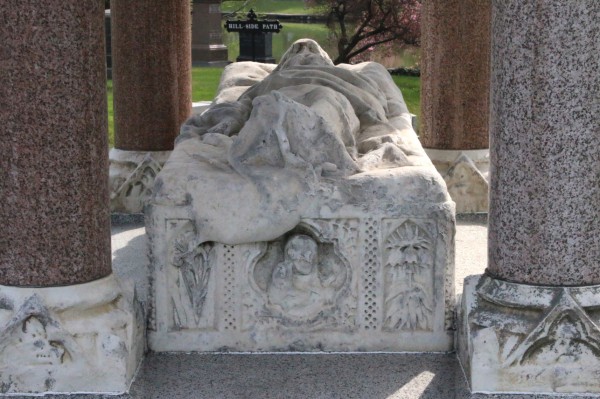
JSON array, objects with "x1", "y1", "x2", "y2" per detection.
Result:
[
  {"x1": 19, "y1": 215, "x2": 600, "y2": 398},
  {"x1": 3, "y1": 215, "x2": 585, "y2": 398}
]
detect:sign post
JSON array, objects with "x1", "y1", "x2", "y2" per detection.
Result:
[{"x1": 225, "y1": 9, "x2": 282, "y2": 63}]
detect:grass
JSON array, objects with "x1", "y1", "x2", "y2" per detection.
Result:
[
  {"x1": 192, "y1": 67, "x2": 225, "y2": 101},
  {"x1": 221, "y1": 0, "x2": 316, "y2": 15},
  {"x1": 106, "y1": 80, "x2": 114, "y2": 147},
  {"x1": 106, "y1": 69, "x2": 420, "y2": 147},
  {"x1": 392, "y1": 75, "x2": 421, "y2": 121}
]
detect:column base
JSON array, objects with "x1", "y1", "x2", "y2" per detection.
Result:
[
  {"x1": 425, "y1": 149, "x2": 489, "y2": 214},
  {"x1": 109, "y1": 149, "x2": 171, "y2": 213},
  {"x1": 0, "y1": 274, "x2": 144, "y2": 395},
  {"x1": 458, "y1": 274, "x2": 600, "y2": 394},
  {"x1": 192, "y1": 45, "x2": 229, "y2": 67}
]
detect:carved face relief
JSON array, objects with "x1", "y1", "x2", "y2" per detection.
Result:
[
  {"x1": 525, "y1": 317, "x2": 597, "y2": 365},
  {"x1": 385, "y1": 222, "x2": 432, "y2": 276},
  {"x1": 260, "y1": 234, "x2": 348, "y2": 322},
  {"x1": 276, "y1": 39, "x2": 334, "y2": 70},
  {"x1": 285, "y1": 234, "x2": 318, "y2": 275},
  {"x1": 383, "y1": 221, "x2": 434, "y2": 331},
  {"x1": 1, "y1": 316, "x2": 67, "y2": 367}
]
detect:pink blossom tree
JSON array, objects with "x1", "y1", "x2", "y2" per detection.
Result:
[{"x1": 305, "y1": 0, "x2": 421, "y2": 65}]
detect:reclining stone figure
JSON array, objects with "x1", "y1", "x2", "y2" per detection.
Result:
[{"x1": 153, "y1": 39, "x2": 440, "y2": 245}]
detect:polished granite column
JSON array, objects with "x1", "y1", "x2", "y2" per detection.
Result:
[
  {"x1": 420, "y1": 0, "x2": 491, "y2": 213},
  {"x1": 0, "y1": 1, "x2": 142, "y2": 393},
  {"x1": 459, "y1": 0, "x2": 600, "y2": 393},
  {"x1": 1, "y1": 1, "x2": 111, "y2": 287},
  {"x1": 109, "y1": 0, "x2": 192, "y2": 213}
]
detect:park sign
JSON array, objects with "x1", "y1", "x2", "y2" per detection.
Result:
[
  {"x1": 225, "y1": 9, "x2": 282, "y2": 63},
  {"x1": 225, "y1": 9, "x2": 282, "y2": 34}
]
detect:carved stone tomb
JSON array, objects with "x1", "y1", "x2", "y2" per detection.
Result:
[{"x1": 147, "y1": 40, "x2": 455, "y2": 352}]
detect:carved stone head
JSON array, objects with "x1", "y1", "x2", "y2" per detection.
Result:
[
  {"x1": 385, "y1": 221, "x2": 432, "y2": 272},
  {"x1": 284, "y1": 234, "x2": 318, "y2": 275},
  {"x1": 274, "y1": 39, "x2": 334, "y2": 72}
]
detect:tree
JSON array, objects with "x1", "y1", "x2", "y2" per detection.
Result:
[{"x1": 306, "y1": 0, "x2": 421, "y2": 64}]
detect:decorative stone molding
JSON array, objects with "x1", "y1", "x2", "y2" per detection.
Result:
[
  {"x1": 459, "y1": 275, "x2": 600, "y2": 394},
  {"x1": 425, "y1": 149, "x2": 489, "y2": 214},
  {"x1": 0, "y1": 274, "x2": 144, "y2": 395},
  {"x1": 109, "y1": 148, "x2": 171, "y2": 213}
]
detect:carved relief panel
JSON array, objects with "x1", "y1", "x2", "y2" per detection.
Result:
[
  {"x1": 154, "y1": 213, "x2": 451, "y2": 352},
  {"x1": 243, "y1": 219, "x2": 359, "y2": 331},
  {"x1": 465, "y1": 276, "x2": 600, "y2": 393},
  {"x1": 110, "y1": 155, "x2": 162, "y2": 213},
  {"x1": 0, "y1": 277, "x2": 141, "y2": 394},
  {"x1": 382, "y1": 219, "x2": 436, "y2": 331},
  {"x1": 166, "y1": 220, "x2": 216, "y2": 331}
]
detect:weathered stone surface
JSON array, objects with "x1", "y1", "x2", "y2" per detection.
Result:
[
  {"x1": 147, "y1": 40, "x2": 455, "y2": 352},
  {"x1": 420, "y1": 0, "x2": 491, "y2": 150},
  {"x1": 426, "y1": 150, "x2": 489, "y2": 213},
  {"x1": 444, "y1": 155, "x2": 488, "y2": 214},
  {"x1": 109, "y1": 149, "x2": 171, "y2": 213},
  {"x1": 0, "y1": 275, "x2": 144, "y2": 394},
  {"x1": 0, "y1": 0, "x2": 112, "y2": 286},
  {"x1": 459, "y1": 275, "x2": 600, "y2": 394},
  {"x1": 487, "y1": 1, "x2": 600, "y2": 286},
  {"x1": 111, "y1": 0, "x2": 191, "y2": 151}
]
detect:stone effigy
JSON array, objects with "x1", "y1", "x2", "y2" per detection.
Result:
[{"x1": 147, "y1": 39, "x2": 455, "y2": 352}]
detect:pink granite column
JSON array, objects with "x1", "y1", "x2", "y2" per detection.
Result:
[
  {"x1": 111, "y1": 0, "x2": 192, "y2": 151},
  {"x1": 0, "y1": 0, "x2": 112, "y2": 287},
  {"x1": 109, "y1": 0, "x2": 192, "y2": 213},
  {"x1": 420, "y1": 0, "x2": 491, "y2": 213},
  {"x1": 487, "y1": 1, "x2": 600, "y2": 286},
  {"x1": 460, "y1": 3, "x2": 600, "y2": 393}
]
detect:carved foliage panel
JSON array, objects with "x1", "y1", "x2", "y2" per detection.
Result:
[
  {"x1": 167, "y1": 220, "x2": 216, "y2": 332},
  {"x1": 381, "y1": 219, "x2": 437, "y2": 332}
]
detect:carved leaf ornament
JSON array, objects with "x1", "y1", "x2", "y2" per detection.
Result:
[{"x1": 172, "y1": 232, "x2": 214, "y2": 323}]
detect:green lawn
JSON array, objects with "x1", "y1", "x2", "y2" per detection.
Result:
[
  {"x1": 192, "y1": 67, "x2": 225, "y2": 101},
  {"x1": 106, "y1": 80, "x2": 114, "y2": 147},
  {"x1": 392, "y1": 75, "x2": 421, "y2": 121},
  {"x1": 106, "y1": 69, "x2": 420, "y2": 147},
  {"x1": 221, "y1": 0, "x2": 315, "y2": 15}
]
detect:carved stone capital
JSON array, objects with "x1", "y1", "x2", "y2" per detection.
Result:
[
  {"x1": 458, "y1": 274, "x2": 600, "y2": 394},
  {"x1": 425, "y1": 149, "x2": 489, "y2": 214},
  {"x1": 109, "y1": 149, "x2": 171, "y2": 213},
  {"x1": 0, "y1": 274, "x2": 144, "y2": 394}
]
